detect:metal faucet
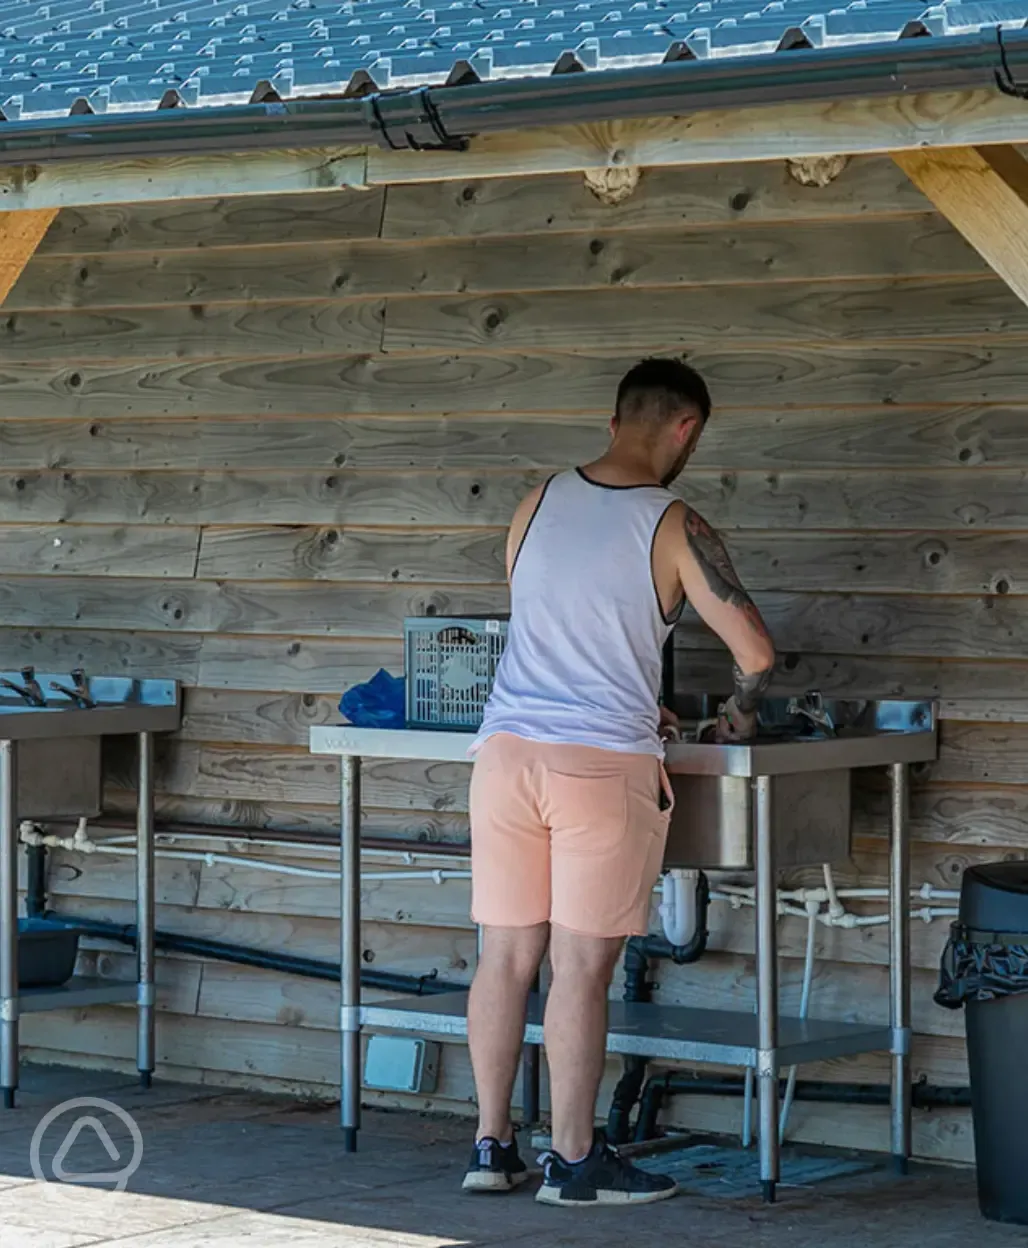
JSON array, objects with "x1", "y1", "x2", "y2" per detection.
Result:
[
  {"x1": 49, "y1": 668, "x2": 96, "y2": 710},
  {"x1": 787, "y1": 691, "x2": 836, "y2": 737},
  {"x1": 0, "y1": 666, "x2": 47, "y2": 707}
]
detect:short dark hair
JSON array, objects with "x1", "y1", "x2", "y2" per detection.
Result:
[{"x1": 615, "y1": 357, "x2": 711, "y2": 428}]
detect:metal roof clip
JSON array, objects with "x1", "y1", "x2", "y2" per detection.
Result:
[
  {"x1": 365, "y1": 86, "x2": 469, "y2": 151},
  {"x1": 996, "y1": 25, "x2": 1028, "y2": 98}
]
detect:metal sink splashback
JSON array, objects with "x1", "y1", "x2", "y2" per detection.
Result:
[
  {"x1": 16, "y1": 739, "x2": 103, "y2": 820},
  {"x1": 661, "y1": 696, "x2": 936, "y2": 871}
]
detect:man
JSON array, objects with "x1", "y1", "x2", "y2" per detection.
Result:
[{"x1": 461, "y1": 358, "x2": 776, "y2": 1207}]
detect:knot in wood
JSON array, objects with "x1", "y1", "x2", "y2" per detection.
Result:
[
  {"x1": 583, "y1": 163, "x2": 641, "y2": 205},
  {"x1": 915, "y1": 538, "x2": 948, "y2": 570},
  {"x1": 785, "y1": 154, "x2": 850, "y2": 188}
]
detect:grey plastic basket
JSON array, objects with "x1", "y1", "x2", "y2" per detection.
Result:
[{"x1": 404, "y1": 616, "x2": 509, "y2": 730}]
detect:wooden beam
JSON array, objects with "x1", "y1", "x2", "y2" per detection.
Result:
[
  {"x1": 0, "y1": 209, "x2": 55, "y2": 302},
  {"x1": 892, "y1": 145, "x2": 1028, "y2": 306},
  {"x1": 366, "y1": 87, "x2": 1028, "y2": 185},
  {"x1": 0, "y1": 89, "x2": 1027, "y2": 209},
  {"x1": 0, "y1": 148, "x2": 367, "y2": 213}
]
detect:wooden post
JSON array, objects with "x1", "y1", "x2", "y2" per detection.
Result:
[
  {"x1": 0, "y1": 209, "x2": 56, "y2": 304},
  {"x1": 893, "y1": 146, "x2": 1028, "y2": 308}
]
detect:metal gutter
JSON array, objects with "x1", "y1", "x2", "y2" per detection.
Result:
[
  {"x1": 0, "y1": 27, "x2": 1025, "y2": 164},
  {"x1": 376, "y1": 26, "x2": 1028, "y2": 147}
]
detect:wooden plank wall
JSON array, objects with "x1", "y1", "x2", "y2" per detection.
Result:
[{"x1": 8, "y1": 153, "x2": 1028, "y2": 1163}]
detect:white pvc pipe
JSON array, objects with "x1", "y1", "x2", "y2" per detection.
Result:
[
  {"x1": 101, "y1": 829, "x2": 468, "y2": 867},
  {"x1": 59, "y1": 826, "x2": 965, "y2": 903},
  {"x1": 48, "y1": 839, "x2": 473, "y2": 885},
  {"x1": 779, "y1": 905, "x2": 818, "y2": 1142},
  {"x1": 24, "y1": 823, "x2": 959, "y2": 925},
  {"x1": 823, "y1": 863, "x2": 845, "y2": 919},
  {"x1": 659, "y1": 869, "x2": 699, "y2": 946}
]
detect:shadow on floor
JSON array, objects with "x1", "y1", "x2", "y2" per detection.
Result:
[{"x1": 0, "y1": 1065, "x2": 1021, "y2": 1248}]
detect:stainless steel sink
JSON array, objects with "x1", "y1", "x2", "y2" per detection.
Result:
[
  {"x1": 0, "y1": 672, "x2": 180, "y2": 820},
  {"x1": 662, "y1": 697, "x2": 937, "y2": 871},
  {"x1": 1, "y1": 669, "x2": 183, "y2": 1109}
]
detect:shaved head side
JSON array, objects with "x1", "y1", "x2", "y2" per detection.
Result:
[{"x1": 615, "y1": 357, "x2": 712, "y2": 430}]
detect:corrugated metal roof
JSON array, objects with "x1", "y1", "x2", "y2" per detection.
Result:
[{"x1": 0, "y1": 0, "x2": 1024, "y2": 120}]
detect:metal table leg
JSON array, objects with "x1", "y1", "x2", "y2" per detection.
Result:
[
  {"x1": 889, "y1": 762, "x2": 911, "y2": 1174},
  {"x1": 136, "y1": 732, "x2": 156, "y2": 1089},
  {"x1": 340, "y1": 754, "x2": 362, "y2": 1152},
  {"x1": 0, "y1": 740, "x2": 17, "y2": 1110},
  {"x1": 754, "y1": 774, "x2": 779, "y2": 1203}
]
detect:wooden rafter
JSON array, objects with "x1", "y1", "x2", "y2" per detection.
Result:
[
  {"x1": 893, "y1": 145, "x2": 1028, "y2": 307},
  {"x1": 0, "y1": 87, "x2": 1026, "y2": 209},
  {"x1": 366, "y1": 87, "x2": 1028, "y2": 185},
  {"x1": 0, "y1": 209, "x2": 55, "y2": 303},
  {"x1": 0, "y1": 149, "x2": 367, "y2": 215}
]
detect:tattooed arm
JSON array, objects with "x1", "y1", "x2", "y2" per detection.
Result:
[{"x1": 673, "y1": 504, "x2": 775, "y2": 739}]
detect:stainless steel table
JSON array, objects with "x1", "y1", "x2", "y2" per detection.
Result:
[
  {"x1": 0, "y1": 674, "x2": 181, "y2": 1108},
  {"x1": 310, "y1": 711, "x2": 937, "y2": 1200}
]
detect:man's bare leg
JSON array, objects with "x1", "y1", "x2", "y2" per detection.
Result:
[
  {"x1": 468, "y1": 922, "x2": 549, "y2": 1142},
  {"x1": 544, "y1": 925, "x2": 624, "y2": 1161}
]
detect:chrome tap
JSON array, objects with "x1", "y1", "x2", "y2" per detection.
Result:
[
  {"x1": 0, "y1": 666, "x2": 47, "y2": 707},
  {"x1": 49, "y1": 668, "x2": 96, "y2": 710},
  {"x1": 787, "y1": 691, "x2": 836, "y2": 737}
]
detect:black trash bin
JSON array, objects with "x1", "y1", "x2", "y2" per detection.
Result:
[{"x1": 936, "y1": 861, "x2": 1028, "y2": 1226}]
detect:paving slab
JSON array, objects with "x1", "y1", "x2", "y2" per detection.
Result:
[
  {"x1": 0, "y1": 1225, "x2": 102, "y2": 1248},
  {"x1": 0, "y1": 1183, "x2": 252, "y2": 1242},
  {"x1": 90, "y1": 1208, "x2": 474, "y2": 1248},
  {"x1": 0, "y1": 1071, "x2": 230, "y2": 1142},
  {"x1": 0, "y1": 1065, "x2": 1025, "y2": 1248}
]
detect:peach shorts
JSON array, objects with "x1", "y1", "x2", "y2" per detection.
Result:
[{"x1": 468, "y1": 732, "x2": 672, "y2": 939}]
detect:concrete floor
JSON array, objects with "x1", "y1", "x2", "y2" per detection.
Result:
[{"x1": 0, "y1": 1066, "x2": 1023, "y2": 1248}]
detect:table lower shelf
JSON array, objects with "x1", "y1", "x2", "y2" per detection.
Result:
[
  {"x1": 19, "y1": 977, "x2": 137, "y2": 1014},
  {"x1": 362, "y1": 992, "x2": 892, "y2": 1067}
]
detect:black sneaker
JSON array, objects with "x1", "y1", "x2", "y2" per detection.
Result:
[
  {"x1": 462, "y1": 1135, "x2": 530, "y2": 1193},
  {"x1": 536, "y1": 1131, "x2": 679, "y2": 1207}
]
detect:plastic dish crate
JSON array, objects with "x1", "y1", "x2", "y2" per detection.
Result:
[{"x1": 404, "y1": 616, "x2": 508, "y2": 730}]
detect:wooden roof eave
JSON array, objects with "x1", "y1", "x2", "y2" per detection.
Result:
[{"x1": 0, "y1": 85, "x2": 1023, "y2": 211}]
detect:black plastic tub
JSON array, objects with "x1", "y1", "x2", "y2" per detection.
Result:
[{"x1": 17, "y1": 917, "x2": 81, "y2": 988}]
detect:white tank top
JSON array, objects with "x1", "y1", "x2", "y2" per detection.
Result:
[{"x1": 472, "y1": 468, "x2": 682, "y2": 757}]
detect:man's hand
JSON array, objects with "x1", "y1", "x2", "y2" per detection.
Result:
[
  {"x1": 715, "y1": 695, "x2": 757, "y2": 744},
  {"x1": 658, "y1": 704, "x2": 681, "y2": 742}
]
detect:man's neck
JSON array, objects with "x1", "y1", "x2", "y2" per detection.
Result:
[{"x1": 581, "y1": 446, "x2": 662, "y2": 488}]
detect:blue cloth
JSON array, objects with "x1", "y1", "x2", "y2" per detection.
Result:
[{"x1": 339, "y1": 669, "x2": 405, "y2": 729}]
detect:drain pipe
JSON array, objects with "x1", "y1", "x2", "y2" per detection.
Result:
[
  {"x1": 646, "y1": 871, "x2": 711, "y2": 965},
  {"x1": 633, "y1": 1072, "x2": 971, "y2": 1141},
  {"x1": 607, "y1": 938, "x2": 656, "y2": 1145},
  {"x1": 25, "y1": 844, "x2": 47, "y2": 920},
  {"x1": 607, "y1": 873, "x2": 710, "y2": 1143},
  {"x1": 44, "y1": 912, "x2": 467, "y2": 998}
]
